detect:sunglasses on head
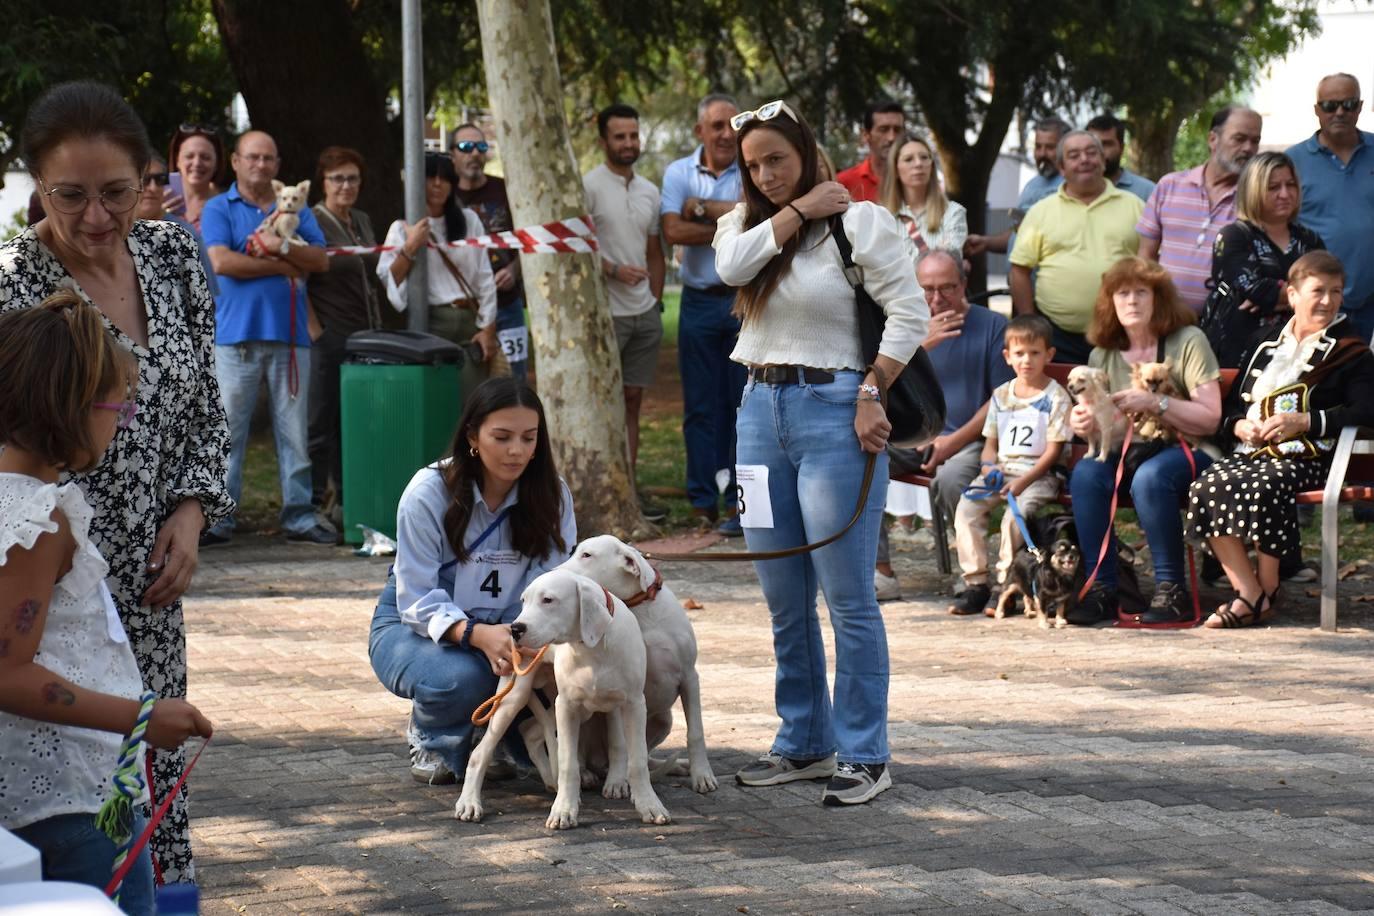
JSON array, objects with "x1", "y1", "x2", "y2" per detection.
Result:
[
  {"x1": 452, "y1": 140, "x2": 490, "y2": 154},
  {"x1": 1317, "y1": 98, "x2": 1361, "y2": 113},
  {"x1": 729, "y1": 100, "x2": 799, "y2": 132},
  {"x1": 177, "y1": 122, "x2": 217, "y2": 137}
]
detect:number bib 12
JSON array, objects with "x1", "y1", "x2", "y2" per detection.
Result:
[{"x1": 997, "y1": 403, "x2": 1047, "y2": 458}]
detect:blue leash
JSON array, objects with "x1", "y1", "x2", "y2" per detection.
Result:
[{"x1": 963, "y1": 470, "x2": 1042, "y2": 561}]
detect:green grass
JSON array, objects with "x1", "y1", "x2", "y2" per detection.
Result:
[{"x1": 660, "y1": 289, "x2": 680, "y2": 349}]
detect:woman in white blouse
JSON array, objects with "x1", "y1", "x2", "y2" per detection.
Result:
[
  {"x1": 713, "y1": 101, "x2": 928, "y2": 807},
  {"x1": 377, "y1": 153, "x2": 502, "y2": 401},
  {"x1": 879, "y1": 132, "x2": 967, "y2": 260}
]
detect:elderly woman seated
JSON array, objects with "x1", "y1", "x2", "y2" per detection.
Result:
[{"x1": 1186, "y1": 251, "x2": 1374, "y2": 628}]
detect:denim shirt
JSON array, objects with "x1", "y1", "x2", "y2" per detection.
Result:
[{"x1": 393, "y1": 462, "x2": 576, "y2": 643}]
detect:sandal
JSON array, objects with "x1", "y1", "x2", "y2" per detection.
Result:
[{"x1": 1204, "y1": 592, "x2": 1273, "y2": 629}]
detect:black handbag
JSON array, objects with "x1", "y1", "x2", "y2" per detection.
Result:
[{"x1": 830, "y1": 215, "x2": 945, "y2": 449}]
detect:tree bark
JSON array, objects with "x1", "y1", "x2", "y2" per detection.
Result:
[
  {"x1": 1132, "y1": 108, "x2": 1185, "y2": 181},
  {"x1": 476, "y1": 0, "x2": 648, "y2": 540},
  {"x1": 210, "y1": 0, "x2": 403, "y2": 226}
]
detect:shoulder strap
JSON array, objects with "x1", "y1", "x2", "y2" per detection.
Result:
[
  {"x1": 430, "y1": 224, "x2": 479, "y2": 302},
  {"x1": 828, "y1": 215, "x2": 861, "y2": 289},
  {"x1": 1156, "y1": 336, "x2": 1166, "y2": 363}
]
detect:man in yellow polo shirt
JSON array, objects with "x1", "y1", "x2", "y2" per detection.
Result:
[{"x1": 1010, "y1": 130, "x2": 1143, "y2": 364}]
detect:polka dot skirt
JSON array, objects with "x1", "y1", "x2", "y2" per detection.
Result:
[{"x1": 1185, "y1": 454, "x2": 1327, "y2": 557}]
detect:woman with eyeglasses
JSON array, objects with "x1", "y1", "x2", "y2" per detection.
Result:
[
  {"x1": 713, "y1": 100, "x2": 927, "y2": 807},
  {"x1": 0, "y1": 80, "x2": 231, "y2": 884},
  {"x1": 166, "y1": 123, "x2": 226, "y2": 230},
  {"x1": 377, "y1": 152, "x2": 503, "y2": 402},
  {"x1": 879, "y1": 132, "x2": 967, "y2": 259},
  {"x1": 136, "y1": 152, "x2": 219, "y2": 301},
  {"x1": 307, "y1": 146, "x2": 382, "y2": 520}
]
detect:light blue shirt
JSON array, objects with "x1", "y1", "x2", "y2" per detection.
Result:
[
  {"x1": 660, "y1": 146, "x2": 741, "y2": 289},
  {"x1": 1114, "y1": 168, "x2": 1156, "y2": 202},
  {"x1": 1016, "y1": 173, "x2": 1064, "y2": 214},
  {"x1": 1286, "y1": 130, "x2": 1374, "y2": 315},
  {"x1": 393, "y1": 464, "x2": 576, "y2": 643}
]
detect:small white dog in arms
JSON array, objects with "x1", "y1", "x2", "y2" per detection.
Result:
[
  {"x1": 511, "y1": 569, "x2": 671, "y2": 829},
  {"x1": 452, "y1": 649, "x2": 560, "y2": 824},
  {"x1": 560, "y1": 535, "x2": 718, "y2": 795},
  {"x1": 1066, "y1": 365, "x2": 1119, "y2": 461}
]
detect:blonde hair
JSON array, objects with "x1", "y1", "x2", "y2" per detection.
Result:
[
  {"x1": 879, "y1": 133, "x2": 948, "y2": 234},
  {"x1": 1236, "y1": 151, "x2": 1301, "y2": 224}
]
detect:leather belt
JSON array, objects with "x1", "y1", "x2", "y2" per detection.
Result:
[
  {"x1": 687, "y1": 284, "x2": 735, "y2": 298},
  {"x1": 431, "y1": 299, "x2": 477, "y2": 311},
  {"x1": 749, "y1": 365, "x2": 835, "y2": 385}
]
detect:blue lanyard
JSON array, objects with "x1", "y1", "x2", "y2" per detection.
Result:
[{"x1": 437, "y1": 505, "x2": 514, "y2": 574}]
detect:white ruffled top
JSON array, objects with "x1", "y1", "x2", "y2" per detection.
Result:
[{"x1": 0, "y1": 473, "x2": 146, "y2": 830}]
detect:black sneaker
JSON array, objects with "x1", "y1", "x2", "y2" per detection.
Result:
[
  {"x1": 199, "y1": 529, "x2": 231, "y2": 549},
  {"x1": 821, "y1": 762, "x2": 892, "y2": 806},
  {"x1": 948, "y1": 583, "x2": 991, "y2": 616},
  {"x1": 287, "y1": 522, "x2": 341, "y2": 546},
  {"x1": 1066, "y1": 584, "x2": 1115, "y2": 625},
  {"x1": 735, "y1": 751, "x2": 836, "y2": 786},
  {"x1": 638, "y1": 495, "x2": 668, "y2": 523},
  {"x1": 1138, "y1": 580, "x2": 1192, "y2": 624}
]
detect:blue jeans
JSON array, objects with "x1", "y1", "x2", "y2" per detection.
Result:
[
  {"x1": 14, "y1": 813, "x2": 154, "y2": 916},
  {"x1": 679, "y1": 286, "x2": 747, "y2": 510},
  {"x1": 735, "y1": 372, "x2": 890, "y2": 764},
  {"x1": 368, "y1": 572, "x2": 523, "y2": 775},
  {"x1": 496, "y1": 296, "x2": 528, "y2": 381},
  {"x1": 212, "y1": 342, "x2": 316, "y2": 536},
  {"x1": 1070, "y1": 444, "x2": 1212, "y2": 587}
]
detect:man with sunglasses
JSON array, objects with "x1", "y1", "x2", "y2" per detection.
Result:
[
  {"x1": 1286, "y1": 73, "x2": 1374, "y2": 343},
  {"x1": 449, "y1": 124, "x2": 529, "y2": 380},
  {"x1": 661, "y1": 93, "x2": 748, "y2": 534}
]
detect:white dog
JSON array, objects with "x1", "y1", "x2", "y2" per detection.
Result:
[
  {"x1": 561, "y1": 535, "x2": 718, "y2": 795},
  {"x1": 1066, "y1": 366, "x2": 1117, "y2": 461},
  {"x1": 511, "y1": 569, "x2": 670, "y2": 829}
]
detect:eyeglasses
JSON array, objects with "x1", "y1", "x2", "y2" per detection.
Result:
[
  {"x1": 94, "y1": 399, "x2": 139, "y2": 430},
  {"x1": 237, "y1": 153, "x2": 278, "y2": 164},
  {"x1": 729, "y1": 100, "x2": 799, "y2": 132},
  {"x1": 144, "y1": 172, "x2": 170, "y2": 187},
  {"x1": 325, "y1": 174, "x2": 361, "y2": 186},
  {"x1": 38, "y1": 179, "x2": 141, "y2": 215},
  {"x1": 1317, "y1": 98, "x2": 1362, "y2": 113},
  {"x1": 921, "y1": 283, "x2": 961, "y2": 299},
  {"x1": 451, "y1": 140, "x2": 490, "y2": 154}
]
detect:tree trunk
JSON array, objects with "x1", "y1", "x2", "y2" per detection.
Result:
[
  {"x1": 210, "y1": 0, "x2": 403, "y2": 226},
  {"x1": 476, "y1": 0, "x2": 647, "y2": 540},
  {"x1": 1131, "y1": 109, "x2": 1185, "y2": 181}
]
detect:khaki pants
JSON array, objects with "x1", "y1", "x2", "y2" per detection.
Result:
[
  {"x1": 954, "y1": 471, "x2": 1060, "y2": 587},
  {"x1": 428, "y1": 305, "x2": 511, "y2": 405}
]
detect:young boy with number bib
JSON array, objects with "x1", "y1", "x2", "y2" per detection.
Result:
[{"x1": 948, "y1": 315, "x2": 1072, "y2": 616}]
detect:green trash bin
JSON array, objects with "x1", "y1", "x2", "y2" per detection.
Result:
[{"x1": 340, "y1": 330, "x2": 464, "y2": 545}]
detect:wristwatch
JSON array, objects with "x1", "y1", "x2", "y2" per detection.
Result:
[
  {"x1": 458, "y1": 619, "x2": 475, "y2": 650},
  {"x1": 691, "y1": 200, "x2": 707, "y2": 222},
  {"x1": 1157, "y1": 395, "x2": 1171, "y2": 415}
]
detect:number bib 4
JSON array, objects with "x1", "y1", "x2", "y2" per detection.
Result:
[
  {"x1": 997, "y1": 403, "x2": 1047, "y2": 458},
  {"x1": 449, "y1": 549, "x2": 524, "y2": 620}
]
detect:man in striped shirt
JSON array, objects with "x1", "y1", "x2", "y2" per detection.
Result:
[{"x1": 1136, "y1": 106, "x2": 1262, "y2": 311}]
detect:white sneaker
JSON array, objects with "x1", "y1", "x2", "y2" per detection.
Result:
[
  {"x1": 410, "y1": 746, "x2": 457, "y2": 785},
  {"x1": 875, "y1": 571, "x2": 901, "y2": 602}
]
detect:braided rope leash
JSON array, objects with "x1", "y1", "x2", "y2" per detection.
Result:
[
  {"x1": 96, "y1": 691, "x2": 156, "y2": 903},
  {"x1": 472, "y1": 644, "x2": 550, "y2": 727}
]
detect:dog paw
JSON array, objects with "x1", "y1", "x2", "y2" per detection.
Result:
[
  {"x1": 691, "y1": 770, "x2": 719, "y2": 794},
  {"x1": 453, "y1": 796, "x2": 484, "y2": 823},
  {"x1": 602, "y1": 777, "x2": 631, "y2": 799},
  {"x1": 1038, "y1": 616, "x2": 1051, "y2": 629},
  {"x1": 636, "y1": 799, "x2": 671, "y2": 825},
  {"x1": 580, "y1": 768, "x2": 601, "y2": 790},
  {"x1": 1054, "y1": 617, "x2": 1069, "y2": 629},
  {"x1": 546, "y1": 804, "x2": 579, "y2": 830}
]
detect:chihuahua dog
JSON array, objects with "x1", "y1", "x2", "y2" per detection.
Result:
[
  {"x1": 247, "y1": 179, "x2": 311, "y2": 258},
  {"x1": 1066, "y1": 366, "x2": 1116, "y2": 461},
  {"x1": 995, "y1": 539, "x2": 1083, "y2": 629},
  {"x1": 1130, "y1": 361, "x2": 1186, "y2": 443}
]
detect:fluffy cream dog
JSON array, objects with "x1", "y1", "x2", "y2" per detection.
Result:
[
  {"x1": 1130, "y1": 361, "x2": 1184, "y2": 443},
  {"x1": 1066, "y1": 366, "x2": 1117, "y2": 461},
  {"x1": 511, "y1": 569, "x2": 671, "y2": 829},
  {"x1": 561, "y1": 535, "x2": 718, "y2": 794}
]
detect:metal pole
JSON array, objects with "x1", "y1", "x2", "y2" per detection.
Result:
[{"x1": 401, "y1": 0, "x2": 427, "y2": 331}]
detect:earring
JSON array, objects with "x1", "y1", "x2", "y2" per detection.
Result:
[{"x1": 469, "y1": 446, "x2": 478, "y2": 457}]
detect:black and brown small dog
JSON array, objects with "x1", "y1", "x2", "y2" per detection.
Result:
[{"x1": 994, "y1": 539, "x2": 1083, "y2": 629}]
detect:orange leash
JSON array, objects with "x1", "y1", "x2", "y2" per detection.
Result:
[{"x1": 471, "y1": 644, "x2": 549, "y2": 727}]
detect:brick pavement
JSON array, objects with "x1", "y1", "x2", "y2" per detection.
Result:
[{"x1": 184, "y1": 536, "x2": 1374, "y2": 914}]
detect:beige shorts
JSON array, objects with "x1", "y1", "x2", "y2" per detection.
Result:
[{"x1": 613, "y1": 307, "x2": 663, "y2": 389}]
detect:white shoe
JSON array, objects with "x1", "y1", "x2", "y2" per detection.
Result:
[{"x1": 874, "y1": 571, "x2": 901, "y2": 602}]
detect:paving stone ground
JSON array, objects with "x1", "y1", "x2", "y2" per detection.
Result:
[{"x1": 185, "y1": 535, "x2": 1374, "y2": 915}]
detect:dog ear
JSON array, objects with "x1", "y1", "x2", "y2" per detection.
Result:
[
  {"x1": 621, "y1": 544, "x2": 656, "y2": 591},
  {"x1": 297, "y1": 179, "x2": 311, "y2": 197},
  {"x1": 271, "y1": 179, "x2": 284, "y2": 195},
  {"x1": 576, "y1": 575, "x2": 612, "y2": 648}
]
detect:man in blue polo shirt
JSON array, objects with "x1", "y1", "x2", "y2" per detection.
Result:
[
  {"x1": 201, "y1": 130, "x2": 334, "y2": 546},
  {"x1": 1286, "y1": 73, "x2": 1374, "y2": 342},
  {"x1": 661, "y1": 93, "x2": 747, "y2": 534}
]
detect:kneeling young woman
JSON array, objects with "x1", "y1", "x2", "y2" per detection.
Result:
[{"x1": 369, "y1": 378, "x2": 575, "y2": 784}]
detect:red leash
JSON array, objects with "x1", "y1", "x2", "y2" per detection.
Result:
[
  {"x1": 105, "y1": 738, "x2": 210, "y2": 897},
  {"x1": 1077, "y1": 425, "x2": 1133, "y2": 602},
  {"x1": 287, "y1": 279, "x2": 300, "y2": 398}
]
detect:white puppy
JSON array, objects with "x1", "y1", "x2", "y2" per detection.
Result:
[
  {"x1": 512, "y1": 569, "x2": 670, "y2": 829},
  {"x1": 561, "y1": 535, "x2": 718, "y2": 795},
  {"x1": 1066, "y1": 366, "x2": 1117, "y2": 461}
]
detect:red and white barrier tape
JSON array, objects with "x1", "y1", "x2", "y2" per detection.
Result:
[{"x1": 326, "y1": 215, "x2": 598, "y2": 256}]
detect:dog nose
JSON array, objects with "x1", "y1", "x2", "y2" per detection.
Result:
[{"x1": 509, "y1": 622, "x2": 526, "y2": 642}]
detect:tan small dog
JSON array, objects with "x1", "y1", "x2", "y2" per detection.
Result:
[
  {"x1": 1066, "y1": 366, "x2": 1116, "y2": 461},
  {"x1": 248, "y1": 179, "x2": 311, "y2": 257},
  {"x1": 1130, "y1": 361, "x2": 1183, "y2": 442}
]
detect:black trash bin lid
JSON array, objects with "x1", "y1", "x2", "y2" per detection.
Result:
[{"x1": 344, "y1": 330, "x2": 464, "y2": 366}]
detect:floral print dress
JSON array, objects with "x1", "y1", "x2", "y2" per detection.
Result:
[{"x1": 0, "y1": 220, "x2": 232, "y2": 884}]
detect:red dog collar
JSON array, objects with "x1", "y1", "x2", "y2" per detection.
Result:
[{"x1": 622, "y1": 568, "x2": 663, "y2": 608}]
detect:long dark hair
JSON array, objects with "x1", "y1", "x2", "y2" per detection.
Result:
[
  {"x1": 441, "y1": 378, "x2": 566, "y2": 564},
  {"x1": 733, "y1": 108, "x2": 821, "y2": 326},
  {"x1": 425, "y1": 152, "x2": 469, "y2": 241}
]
